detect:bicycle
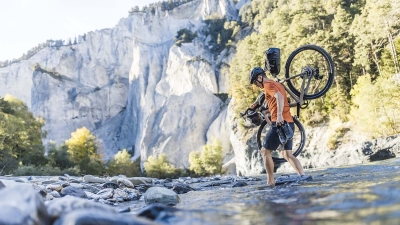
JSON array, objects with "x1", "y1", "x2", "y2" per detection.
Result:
[{"x1": 240, "y1": 44, "x2": 335, "y2": 163}]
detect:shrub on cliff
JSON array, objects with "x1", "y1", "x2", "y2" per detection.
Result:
[
  {"x1": 189, "y1": 139, "x2": 223, "y2": 176},
  {"x1": 174, "y1": 28, "x2": 197, "y2": 47},
  {"x1": 144, "y1": 153, "x2": 180, "y2": 179},
  {"x1": 106, "y1": 149, "x2": 142, "y2": 177}
]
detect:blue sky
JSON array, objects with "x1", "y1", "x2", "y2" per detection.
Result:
[{"x1": 0, "y1": 0, "x2": 158, "y2": 61}]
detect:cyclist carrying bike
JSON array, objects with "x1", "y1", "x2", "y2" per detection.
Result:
[{"x1": 249, "y1": 67, "x2": 310, "y2": 187}]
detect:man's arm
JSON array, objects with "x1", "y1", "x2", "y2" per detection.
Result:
[{"x1": 274, "y1": 91, "x2": 285, "y2": 125}]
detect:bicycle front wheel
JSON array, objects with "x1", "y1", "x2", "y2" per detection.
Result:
[
  {"x1": 256, "y1": 117, "x2": 306, "y2": 163},
  {"x1": 285, "y1": 45, "x2": 334, "y2": 100}
]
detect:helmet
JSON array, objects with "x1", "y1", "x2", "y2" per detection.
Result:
[{"x1": 249, "y1": 67, "x2": 265, "y2": 84}]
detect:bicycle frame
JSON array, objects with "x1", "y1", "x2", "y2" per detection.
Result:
[{"x1": 272, "y1": 69, "x2": 312, "y2": 117}]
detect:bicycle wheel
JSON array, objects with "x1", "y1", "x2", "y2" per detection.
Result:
[
  {"x1": 285, "y1": 45, "x2": 334, "y2": 100},
  {"x1": 256, "y1": 117, "x2": 306, "y2": 163}
]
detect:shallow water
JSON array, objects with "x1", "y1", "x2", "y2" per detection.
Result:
[{"x1": 131, "y1": 157, "x2": 400, "y2": 224}]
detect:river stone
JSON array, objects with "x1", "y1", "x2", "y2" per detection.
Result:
[
  {"x1": 108, "y1": 177, "x2": 119, "y2": 183},
  {"x1": 97, "y1": 188, "x2": 114, "y2": 199},
  {"x1": 50, "y1": 176, "x2": 60, "y2": 181},
  {"x1": 45, "y1": 194, "x2": 54, "y2": 201},
  {"x1": 144, "y1": 187, "x2": 181, "y2": 205},
  {"x1": 49, "y1": 190, "x2": 61, "y2": 198},
  {"x1": 0, "y1": 180, "x2": 5, "y2": 189},
  {"x1": 369, "y1": 148, "x2": 396, "y2": 161},
  {"x1": 137, "y1": 204, "x2": 179, "y2": 221},
  {"x1": 202, "y1": 181, "x2": 221, "y2": 187},
  {"x1": 85, "y1": 191, "x2": 100, "y2": 200},
  {"x1": 82, "y1": 184, "x2": 101, "y2": 193},
  {"x1": 123, "y1": 188, "x2": 141, "y2": 201},
  {"x1": 136, "y1": 185, "x2": 151, "y2": 193},
  {"x1": 14, "y1": 177, "x2": 29, "y2": 183},
  {"x1": 118, "y1": 207, "x2": 131, "y2": 213},
  {"x1": 83, "y1": 175, "x2": 106, "y2": 183},
  {"x1": 42, "y1": 180, "x2": 56, "y2": 185},
  {"x1": 117, "y1": 178, "x2": 134, "y2": 188},
  {"x1": 69, "y1": 183, "x2": 83, "y2": 189},
  {"x1": 102, "y1": 182, "x2": 119, "y2": 189},
  {"x1": 69, "y1": 179, "x2": 81, "y2": 184},
  {"x1": 99, "y1": 199, "x2": 115, "y2": 206},
  {"x1": 0, "y1": 185, "x2": 50, "y2": 225},
  {"x1": 58, "y1": 176, "x2": 68, "y2": 181},
  {"x1": 232, "y1": 181, "x2": 248, "y2": 187},
  {"x1": 113, "y1": 189, "x2": 129, "y2": 200},
  {"x1": 163, "y1": 183, "x2": 173, "y2": 188},
  {"x1": 127, "y1": 177, "x2": 153, "y2": 185},
  {"x1": 46, "y1": 183, "x2": 63, "y2": 192},
  {"x1": 53, "y1": 209, "x2": 155, "y2": 225},
  {"x1": 61, "y1": 186, "x2": 87, "y2": 198},
  {"x1": 171, "y1": 184, "x2": 195, "y2": 194},
  {"x1": 46, "y1": 196, "x2": 116, "y2": 221}
]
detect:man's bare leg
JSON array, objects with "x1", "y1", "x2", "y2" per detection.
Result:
[
  {"x1": 260, "y1": 147, "x2": 275, "y2": 186},
  {"x1": 282, "y1": 150, "x2": 305, "y2": 175}
]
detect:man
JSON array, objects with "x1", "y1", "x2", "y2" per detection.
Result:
[{"x1": 249, "y1": 67, "x2": 310, "y2": 186}]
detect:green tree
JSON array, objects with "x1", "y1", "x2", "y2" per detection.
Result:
[
  {"x1": 107, "y1": 149, "x2": 142, "y2": 177},
  {"x1": 47, "y1": 142, "x2": 75, "y2": 170},
  {"x1": 351, "y1": 74, "x2": 400, "y2": 137},
  {"x1": 0, "y1": 95, "x2": 47, "y2": 174},
  {"x1": 66, "y1": 127, "x2": 103, "y2": 174},
  {"x1": 189, "y1": 139, "x2": 223, "y2": 176},
  {"x1": 144, "y1": 153, "x2": 180, "y2": 179}
]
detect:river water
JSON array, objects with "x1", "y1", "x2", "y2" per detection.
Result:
[{"x1": 130, "y1": 157, "x2": 400, "y2": 225}]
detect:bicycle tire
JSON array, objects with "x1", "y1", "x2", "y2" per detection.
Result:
[
  {"x1": 285, "y1": 45, "x2": 334, "y2": 100},
  {"x1": 256, "y1": 117, "x2": 306, "y2": 163}
]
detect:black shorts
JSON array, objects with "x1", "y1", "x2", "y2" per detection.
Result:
[{"x1": 262, "y1": 122, "x2": 295, "y2": 150}]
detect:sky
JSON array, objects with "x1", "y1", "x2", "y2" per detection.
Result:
[{"x1": 0, "y1": 0, "x2": 158, "y2": 61}]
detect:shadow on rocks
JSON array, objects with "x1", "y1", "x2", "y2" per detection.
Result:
[{"x1": 137, "y1": 204, "x2": 179, "y2": 222}]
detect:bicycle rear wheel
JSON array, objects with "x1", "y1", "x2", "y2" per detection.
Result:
[
  {"x1": 256, "y1": 117, "x2": 306, "y2": 163},
  {"x1": 285, "y1": 45, "x2": 334, "y2": 100}
]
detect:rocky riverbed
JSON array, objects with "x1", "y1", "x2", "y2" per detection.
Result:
[{"x1": 2, "y1": 157, "x2": 400, "y2": 224}]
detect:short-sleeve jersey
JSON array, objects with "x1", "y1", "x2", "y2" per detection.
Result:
[{"x1": 263, "y1": 80, "x2": 293, "y2": 122}]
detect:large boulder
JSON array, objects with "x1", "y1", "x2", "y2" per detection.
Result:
[
  {"x1": 0, "y1": 185, "x2": 50, "y2": 225},
  {"x1": 144, "y1": 187, "x2": 181, "y2": 205}
]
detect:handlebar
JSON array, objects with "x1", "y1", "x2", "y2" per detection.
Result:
[{"x1": 240, "y1": 108, "x2": 253, "y2": 118}]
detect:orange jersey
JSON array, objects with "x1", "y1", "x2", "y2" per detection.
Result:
[{"x1": 263, "y1": 80, "x2": 293, "y2": 122}]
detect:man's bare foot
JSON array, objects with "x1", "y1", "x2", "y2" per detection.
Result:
[{"x1": 267, "y1": 180, "x2": 275, "y2": 187}]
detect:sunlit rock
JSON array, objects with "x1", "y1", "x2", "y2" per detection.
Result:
[{"x1": 144, "y1": 187, "x2": 181, "y2": 205}]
